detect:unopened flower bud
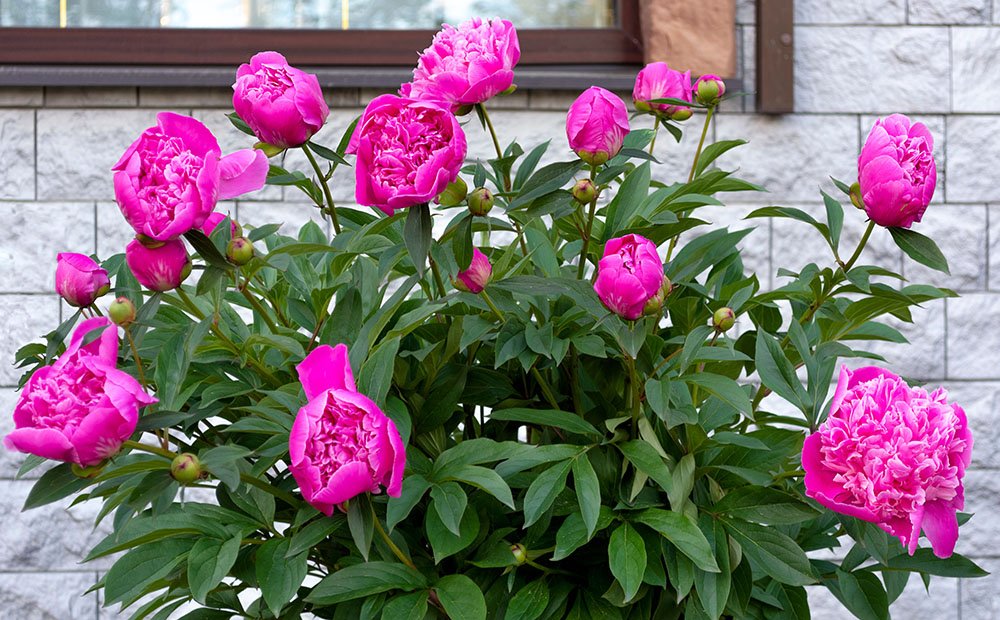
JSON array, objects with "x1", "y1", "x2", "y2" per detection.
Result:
[
  {"x1": 467, "y1": 187, "x2": 494, "y2": 217},
  {"x1": 438, "y1": 176, "x2": 468, "y2": 207},
  {"x1": 694, "y1": 75, "x2": 726, "y2": 105},
  {"x1": 108, "y1": 296, "x2": 136, "y2": 327},
  {"x1": 170, "y1": 453, "x2": 202, "y2": 484},
  {"x1": 713, "y1": 307, "x2": 736, "y2": 332},
  {"x1": 571, "y1": 179, "x2": 597, "y2": 204},
  {"x1": 510, "y1": 543, "x2": 528, "y2": 565},
  {"x1": 849, "y1": 182, "x2": 865, "y2": 210},
  {"x1": 253, "y1": 141, "x2": 286, "y2": 158},
  {"x1": 227, "y1": 237, "x2": 254, "y2": 266},
  {"x1": 453, "y1": 248, "x2": 492, "y2": 294},
  {"x1": 670, "y1": 108, "x2": 693, "y2": 122}
]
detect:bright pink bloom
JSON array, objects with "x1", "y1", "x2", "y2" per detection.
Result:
[
  {"x1": 632, "y1": 62, "x2": 693, "y2": 117},
  {"x1": 55, "y1": 253, "x2": 110, "y2": 308},
  {"x1": 113, "y1": 112, "x2": 269, "y2": 241},
  {"x1": 455, "y1": 248, "x2": 492, "y2": 293},
  {"x1": 347, "y1": 94, "x2": 467, "y2": 216},
  {"x1": 858, "y1": 114, "x2": 937, "y2": 229},
  {"x1": 4, "y1": 317, "x2": 155, "y2": 467},
  {"x1": 125, "y1": 238, "x2": 191, "y2": 292},
  {"x1": 593, "y1": 234, "x2": 664, "y2": 321},
  {"x1": 200, "y1": 212, "x2": 238, "y2": 237},
  {"x1": 566, "y1": 87, "x2": 630, "y2": 166},
  {"x1": 399, "y1": 18, "x2": 520, "y2": 110},
  {"x1": 803, "y1": 366, "x2": 972, "y2": 558},
  {"x1": 289, "y1": 344, "x2": 406, "y2": 515},
  {"x1": 233, "y1": 51, "x2": 329, "y2": 148}
]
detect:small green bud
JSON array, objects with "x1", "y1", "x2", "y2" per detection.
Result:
[
  {"x1": 170, "y1": 453, "x2": 202, "y2": 484},
  {"x1": 713, "y1": 307, "x2": 736, "y2": 332},
  {"x1": 510, "y1": 543, "x2": 528, "y2": 565},
  {"x1": 227, "y1": 237, "x2": 254, "y2": 266},
  {"x1": 670, "y1": 108, "x2": 693, "y2": 122},
  {"x1": 253, "y1": 141, "x2": 285, "y2": 158},
  {"x1": 108, "y1": 296, "x2": 136, "y2": 327},
  {"x1": 849, "y1": 182, "x2": 865, "y2": 210},
  {"x1": 571, "y1": 178, "x2": 597, "y2": 204},
  {"x1": 468, "y1": 187, "x2": 494, "y2": 217},
  {"x1": 438, "y1": 176, "x2": 468, "y2": 207}
]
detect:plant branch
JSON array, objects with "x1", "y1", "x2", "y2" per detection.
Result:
[
  {"x1": 372, "y1": 508, "x2": 417, "y2": 570},
  {"x1": 302, "y1": 142, "x2": 341, "y2": 235}
]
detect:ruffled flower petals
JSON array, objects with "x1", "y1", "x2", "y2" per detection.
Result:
[{"x1": 218, "y1": 149, "x2": 269, "y2": 200}]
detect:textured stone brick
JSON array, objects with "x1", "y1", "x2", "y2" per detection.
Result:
[
  {"x1": 946, "y1": 293, "x2": 1000, "y2": 380},
  {"x1": 795, "y1": 0, "x2": 905, "y2": 23},
  {"x1": 902, "y1": 205, "x2": 987, "y2": 291},
  {"x1": 0, "y1": 389, "x2": 56, "y2": 480},
  {"x1": 955, "y1": 469, "x2": 1000, "y2": 557},
  {"x1": 0, "y1": 88, "x2": 43, "y2": 106},
  {"x1": 714, "y1": 114, "x2": 858, "y2": 202},
  {"x1": 0, "y1": 203, "x2": 95, "y2": 293},
  {"x1": 138, "y1": 87, "x2": 232, "y2": 108},
  {"x1": 0, "y1": 110, "x2": 36, "y2": 200},
  {"x1": 864, "y1": 301, "x2": 947, "y2": 379},
  {"x1": 946, "y1": 382, "x2": 1000, "y2": 468},
  {"x1": 910, "y1": 0, "x2": 990, "y2": 23},
  {"x1": 795, "y1": 27, "x2": 950, "y2": 113},
  {"x1": 953, "y1": 28, "x2": 1000, "y2": 113},
  {"x1": 44, "y1": 88, "x2": 136, "y2": 108},
  {"x1": 36, "y1": 109, "x2": 157, "y2": 201},
  {"x1": 735, "y1": 0, "x2": 755, "y2": 24},
  {"x1": 961, "y1": 558, "x2": 1000, "y2": 619},
  {"x1": 947, "y1": 116, "x2": 1000, "y2": 201},
  {"x1": 0, "y1": 295, "x2": 60, "y2": 387},
  {"x1": 990, "y1": 205, "x2": 1000, "y2": 291},
  {"x1": 0, "y1": 571, "x2": 98, "y2": 619},
  {"x1": 807, "y1": 573, "x2": 958, "y2": 619},
  {"x1": 274, "y1": 109, "x2": 362, "y2": 204},
  {"x1": 0, "y1": 480, "x2": 112, "y2": 570}
]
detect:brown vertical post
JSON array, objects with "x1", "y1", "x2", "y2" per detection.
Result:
[{"x1": 756, "y1": 0, "x2": 794, "y2": 114}]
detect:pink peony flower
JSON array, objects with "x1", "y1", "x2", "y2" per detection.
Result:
[
  {"x1": 233, "y1": 51, "x2": 330, "y2": 148},
  {"x1": 566, "y1": 87, "x2": 630, "y2": 166},
  {"x1": 125, "y1": 238, "x2": 191, "y2": 292},
  {"x1": 289, "y1": 344, "x2": 406, "y2": 515},
  {"x1": 803, "y1": 366, "x2": 973, "y2": 558},
  {"x1": 55, "y1": 253, "x2": 110, "y2": 308},
  {"x1": 200, "y1": 212, "x2": 238, "y2": 238},
  {"x1": 632, "y1": 62, "x2": 693, "y2": 118},
  {"x1": 399, "y1": 17, "x2": 520, "y2": 111},
  {"x1": 113, "y1": 112, "x2": 269, "y2": 241},
  {"x1": 4, "y1": 317, "x2": 155, "y2": 467},
  {"x1": 347, "y1": 94, "x2": 467, "y2": 216},
  {"x1": 593, "y1": 234, "x2": 664, "y2": 321},
  {"x1": 454, "y1": 248, "x2": 492, "y2": 293},
  {"x1": 858, "y1": 114, "x2": 937, "y2": 229}
]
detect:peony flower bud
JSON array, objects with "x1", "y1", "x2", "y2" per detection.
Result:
[
  {"x1": 108, "y1": 297, "x2": 137, "y2": 328},
  {"x1": 694, "y1": 74, "x2": 726, "y2": 105},
  {"x1": 438, "y1": 176, "x2": 468, "y2": 207},
  {"x1": 858, "y1": 114, "x2": 936, "y2": 228},
  {"x1": 55, "y1": 253, "x2": 111, "y2": 308},
  {"x1": 593, "y1": 234, "x2": 664, "y2": 321},
  {"x1": 571, "y1": 179, "x2": 597, "y2": 204},
  {"x1": 227, "y1": 237, "x2": 254, "y2": 266},
  {"x1": 633, "y1": 62, "x2": 693, "y2": 118},
  {"x1": 467, "y1": 187, "x2": 494, "y2": 216},
  {"x1": 566, "y1": 87, "x2": 630, "y2": 166},
  {"x1": 170, "y1": 453, "x2": 203, "y2": 484},
  {"x1": 670, "y1": 108, "x2": 693, "y2": 122},
  {"x1": 510, "y1": 543, "x2": 528, "y2": 564},
  {"x1": 453, "y1": 248, "x2": 492, "y2": 293},
  {"x1": 126, "y1": 238, "x2": 191, "y2": 292},
  {"x1": 713, "y1": 307, "x2": 736, "y2": 332}
]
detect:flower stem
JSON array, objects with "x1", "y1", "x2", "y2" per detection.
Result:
[
  {"x1": 372, "y1": 507, "x2": 417, "y2": 570},
  {"x1": 842, "y1": 220, "x2": 876, "y2": 272},
  {"x1": 239, "y1": 472, "x2": 302, "y2": 507},
  {"x1": 576, "y1": 164, "x2": 600, "y2": 280},
  {"x1": 428, "y1": 256, "x2": 447, "y2": 299},
  {"x1": 301, "y1": 142, "x2": 341, "y2": 235},
  {"x1": 124, "y1": 327, "x2": 147, "y2": 388},
  {"x1": 123, "y1": 440, "x2": 174, "y2": 459},
  {"x1": 478, "y1": 103, "x2": 529, "y2": 255},
  {"x1": 240, "y1": 287, "x2": 279, "y2": 333},
  {"x1": 648, "y1": 117, "x2": 660, "y2": 155},
  {"x1": 666, "y1": 104, "x2": 716, "y2": 262}
]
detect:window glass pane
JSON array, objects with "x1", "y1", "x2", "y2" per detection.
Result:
[{"x1": 0, "y1": 0, "x2": 616, "y2": 28}]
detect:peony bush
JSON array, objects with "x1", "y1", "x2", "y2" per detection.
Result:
[{"x1": 6, "y1": 16, "x2": 987, "y2": 620}]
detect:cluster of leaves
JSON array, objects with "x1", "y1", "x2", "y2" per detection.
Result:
[{"x1": 13, "y1": 106, "x2": 986, "y2": 620}]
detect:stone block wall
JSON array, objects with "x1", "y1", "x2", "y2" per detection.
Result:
[{"x1": 0, "y1": 0, "x2": 998, "y2": 617}]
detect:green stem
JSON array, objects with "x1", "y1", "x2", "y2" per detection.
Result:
[
  {"x1": 842, "y1": 220, "x2": 876, "y2": 272},
  {"x1": 478, "y1": 103, "x2": 528, "y2": 255},
  {"x1": 428, "y1": 256, "x2": 447, "y2": 299},
  {"x1": 576, "y1": 164, "x2": 599, "y2": 280},
  {"x1": 302, "y1": 143, "x2": 341, "y2": 235},
  {"x1": 240, "y1": 472, "x2": 302, "y2": 507},
  {"x1": 123, "y1": 440, "x2": 174, "y2": 459},
  {"x1": 648, "y1": 117, "x2": 660, "y2": 155},
  {"x1": 124, "y1": 328, "x2": 147, "y2": 388},
  {"x1": 240, "y1": 287, "x2": 279, "y2": 333},
  {"x1": 666, "y1": 104, "x2": 716, "y2": 262},
  {"x1": 373, "y1": 509, "x2": 417, "y2": 570}
]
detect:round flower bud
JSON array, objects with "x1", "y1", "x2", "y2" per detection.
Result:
[
  {"x1": 170, "y1": 453, "x2": 202, "y2": 484},
  {"x1": 713, "y1": 307, "x2": 736, "y2": 332},
  {"x1": 571, "y1": 178, "x2": 597, "y2": 204},
  {"x1": 849, "y1": 182, "x2": 865, "y2": 211},
  {"x1": 453, "y1": 248, "x2": 493, "y2": 293},
  {"x1": 510, "y1": 543, "x2": 528, "y2": 565},
  {"x1": 694, "y1": 74, "x2": 726, "y2": 106},
  {"x1": 108, "y1": 297, "x2": 137, "y2": 328},
  {"x1": 438, "y1": 176, "x2": 468, "y2": 207},
  {"x1": 227, "y1": 237, "x2": 255, "y2": 266},
  {"x1": 670, "y1": 108, "x2": 693, "y2": 122},
  {"x1": 467, "y1": 187, "x2": 494, "y2": 217}
]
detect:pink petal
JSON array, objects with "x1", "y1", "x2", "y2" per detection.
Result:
[
  {"x1": 921, "y1": 500, "x2": 959, "y2": 558},
  {"x1": 296, "y1": 344, "x2": 356, "y2": 400},
  {"x1": 218, "y1": 149, "x2": 268, "y2": 200}
]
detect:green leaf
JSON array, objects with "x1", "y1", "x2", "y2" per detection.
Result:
[
  {"x1": 435, "y1": 574, "x2": 487, "y2": 620},
  {"x1": 286, "y1": 515, "x2": 345, "y2": 557},
  {"x1": 404, "y1": 202, "x2": 432, "y2": 276},
  {"x1": 452, "y1": 214, "x2": 474, "y2": 270},
  {"x1": 890, "y1": 227, "x2": 950, "y2": 274},
  {"x1": 721, "y1": 518, "x2": 815, "y2": 585},
  {"x1": 489, "y1": 408, "x2": 601, "y2": 437},
  {"x1": 633, "y1": 509, "x2": 719, "y2": 573},
  {"x1": 683, "y1": 373, "x2": 753, "y2": 416},
  {"x1": 256, "y1": 537, "x2": 308, "y2": 616},
  {"x1": 832, "y1": 569, "x2": 889, "y2": 620},
  {"x1": 604, "y1": 161, "x2": 651, "y2": 238},
  {"x1": 347, "y1": 495, "x2": 374, "y2": 560},
  {"x1": 755, "y1": 330, "x2": 809, "y2": 412},
  {"x1": 104, "y1": 537, "x2": 193, "y2": 605},
  {"x1": 440, "y1": 465, "x2": 515, "y2": 509},
  {"x1": 694, "y1": 515, "x2": 731, "y2": 620},
  {"x1": 713, "y1": 487, "x2": 819, "y2": 524},
  {"x1": 426, "y1": 500, "x2": 480, "y2": 563},
  {"x1": 184, "y1": 229, "x2": 233, "y2": 271},
  {"x1": 618, "y1": 440, "x2": 673, "y2": 494},
  {"x1": 508, "y1": 160, "x2": 582, "y2": 210},
  {"x1": 307, "y1": 140, "x2": 349, "y2": 166},
  {"x1": 358, "y1": 336, "x2": 400, "y2": 407},
  {"x1": 504, "y1": 580, "x2": 550, "y2": 620},
  {"x1": 226, "y1": 111, "x2": 255, "y2": 135},
  {"x1": 188, "y1": 534, "x2": 241, "y2": 604},
  {"x1": 23, "y1": 463, "x2": 91, "y2": 510},
  {"x1": 695, "y1": 139, "x2": 747, "y2": 177},
  {"x1": 381, "y1": 591, "x2": 429, "y2": 620},
  {"x1": 199, "y1": 444, "x2": 250, "y2": 491},
  {"x1": 522, "y1": 459, "x2": 572, "y2": 527},
  {"x1": 609, "y1": 522, "x2": 647, "y2": 602},
  {"x1": 306, "y1": 562, "x2": 428, "y2": 605},
  {"x1": 572, "y1": 454, "x2": 601, "y2": 537},
  {"x1": 882, "y1": 549, "x2": 989, "y2": 577},
  {"x1": 387, "y1": 474, "x2": 431, "y2": 531},
  {"x1": 822, "y1": 191, "x2": 844, "y2": 250}
]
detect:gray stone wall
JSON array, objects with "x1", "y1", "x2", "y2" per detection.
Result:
[{"x1": 1, "y1": 0, "x2": 999, "y2": 617}]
